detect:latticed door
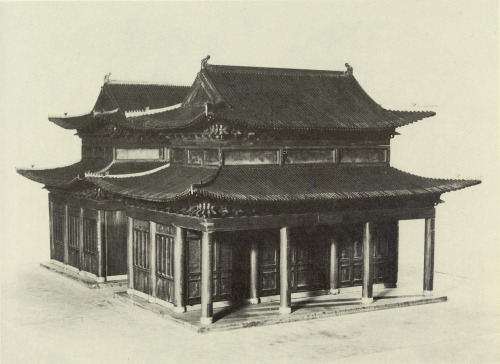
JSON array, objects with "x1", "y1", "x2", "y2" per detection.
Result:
[
  {"x1": 52, "y1": 204, "x2": 65, "y2": 263},
  {"x1": 290, "y1": 228, "x2": 329, "y2": 293},
  {"x1": 132, "y1": 220, "x2": 150, "y2": 295},
  {"x1": 67, "y1": 207, "x2": 80, "y2": 269}
]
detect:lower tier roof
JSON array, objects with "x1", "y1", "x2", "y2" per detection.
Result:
[
  {"x1": 85, "y1": 164, "x2": 480, "y2": 203},
  {"x1": 16, "y1": 159, "x2": 113, "y2": 187}
]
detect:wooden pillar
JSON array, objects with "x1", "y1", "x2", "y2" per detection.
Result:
[
  {"x1": 362, "y1": 222, "x2": 374, "y2": 304},
  {"x1": 279, "y1": 227, "x2": 291, "y2": 314},
  {"x1": 423, "y1": 217, "x2": 435, "y2": 296},
  {"x1": 63, "y1": 205, "x2": 69, "y2": 264},
  {"x1": 49, "y1": 200, "x2": 54, "y2": 260},
  {"x1": 329, "y1": 235, "x2": 340, "y2": 294},
  {"x1": 78, "y1": 208, "x2": 84, "y2": 271},
  {"x1": 149, "y1": 222, "x2": 157, "y2": 301},
  {"x1": 96, "y1": 210, "x2": 104, "y2": 280},
  {"x1": 173, "y1": 226, "x2": 186, "y2": 313},
  {"x1": 200, "y1": 231, "x2": 214, "y2": 325},
  {"x1": 249, "y1": 241, "x2": 260, "y2": 304},
  {"x1": 127, "y1": 217, "x2": 134, "y2": 292}
]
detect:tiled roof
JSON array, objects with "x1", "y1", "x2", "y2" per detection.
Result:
[
  {"x1": 93, "y1": 81, "x2": 190, "y2": 112},
  {"x1": 197, "y1": 165, "x2": 480, "y2": 202},
  {"x1": 86, "y1": 165, "x2": 219, "y2": 201},
  {"x1": 85, "y1": 164, "x2": 480, "y2": 203},
  {"x1": 16, "y1": 159, "x2": 112, "y2": 187},
  {"x1": 126, "y1": 63, "x2": 435, "y2": 131}
]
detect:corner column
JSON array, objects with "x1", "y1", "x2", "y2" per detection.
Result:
[
  {"x1": 149, "y1": 222, "x2": 157, "y2": 301},
  {"x1": 127, "y1": 217, "x2": 134, "y2": 293},
  {"x1": 200, "y1": 231, "x2": 214, "y2": 325},
  {"x1": 249, "y1": 241, "x2": 260, "y2": 304},
  {"x1": 173, "y1": 226, "x2": 186, "y2": 313},
  {"x1": 423, "y1": 217, "x2": 435, "y2": 296},
  {"x1": 362, "y1": 222, "x2": 374, "y2": 304},
  {"x1": 329, "y1": 234, "x2": 340, "y2": 294},
  {"x1": 279, "y1": 227, "x2": 291, "y2": 314}
]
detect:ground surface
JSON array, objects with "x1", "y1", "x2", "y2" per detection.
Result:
[{"x1": 2, "y1": 262, "x2": 500, "y2": 364}]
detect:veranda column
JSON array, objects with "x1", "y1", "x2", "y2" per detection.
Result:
[
  {"x1": 63, "y1": 205, "x2": 69, "y2": 265},
  {"x1": 362, "y1": 222, "x2": 374, "y2": 304},
  {"x1": 127, "y1": 217, "x2": 134, "y2": 293},
  {"x1": 423, "y1": 217, "x2": 435, "y2": 296},
  {"x1": 173, "y1": 226, "x2": 186, "y2": 313},
  {"x1": 249, "y1": 241, "x2": 260, "y2": 304},
  {"x1": 329, "y1": 235, "x2": 340, "y2": 294},
  {"x1": 279, "y1": 227, "x2": 291, "y2": 314},
  {"x1": 200, "y1": 231, "x2": 214, "y2": 325},
  {"x1": 96, "y1": 210, "x2": 104, "y2": 282},
  {"x1": 149, "y1": 222, "x2": 157, "y2": 302}
]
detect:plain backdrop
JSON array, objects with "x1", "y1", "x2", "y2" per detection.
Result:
[{"x1": 0, "y1": 1, "x2": 498, "y2": 311}]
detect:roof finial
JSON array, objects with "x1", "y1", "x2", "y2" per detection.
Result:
[
  {"x1": 344, "y1": 63, "x2": 353, "y2": 76},
  {"x1": 201, "y1": 55, "x2": 211, "y2": 70},
  {"x1": 104, "y1": 72, "x2": 112, "y2": 84}
]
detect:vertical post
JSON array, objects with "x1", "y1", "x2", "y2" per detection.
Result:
[
  {"x1": 173, "y1": 226, "x2": 186, "y2": 313},
  {"x1": 329, "y1": 235, "x2": 340, "y2": 294},
  {"x1": 149, "y1": 222, "x2": 157, "y2": 301},
  {"x1": 279, "y1": 227, "x2": 291, "y2": 314},
  {"x1": 362, "y1": 222, "x2": 374, "y2": 304},
  {"x1": 127, "y1": 217, "x2": 134, "y2": 293},
  {"x1": 249, "y1": 241, "x2": 260, "y2": 304},
  {"x1": 63, "y1": 205, "x2": 69, "y2": 265},
  {"x1": 49, "y1": 200, "x2": 54, "y2": 260},
  {"x1": 78, "y1": 208, "x2": 84, "y2": 271},
  {"x1": 96, "y1": 210, "x2": 104, "y2": 281},
  {"x1": 423, "y1": 217, "x2": 435, "y2": 296},
  {"x1": 200, "y1": 231, "x2": 214, "y2": 325}
]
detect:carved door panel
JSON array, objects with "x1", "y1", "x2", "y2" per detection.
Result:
[
  {"x1": 259, "y1": 230, "x2": 280, "y2": 297},
  {"x1": 291, "y1": 229, "x2": 329, "y2": 292},
  {"x1": 339, "y1": 224, "x2": 364, "y2": 287},
  {"x1": 67, "y1": 213, "x2": 80, "y2": 269},
  {"x1": 132, "y1": 219, "x2": 150, "y2": 295},
  {"x1": 186, "y1": 231, "x2": 202, "y2": 304},
  {"x1": 372, "y1": 222, "x2": 395, "y2": 284},
  {"x1": 52, "y1": 204, "x2": 65, "y2": 263},
  {"x1": 186, "y1": 231, "x2": 235, "y2": 305}
]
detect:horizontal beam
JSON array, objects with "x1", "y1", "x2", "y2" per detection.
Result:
[{"x1": 125, "y1": 205, "x2": 435, "y2": 232}]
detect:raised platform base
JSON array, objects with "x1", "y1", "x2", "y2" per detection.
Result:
[
  {"x1": 113, "y1": 289, "x2": 447, "y2": 334},
  {"x1": 40, "y1": 262, "x2": 127, "y2": 289}
]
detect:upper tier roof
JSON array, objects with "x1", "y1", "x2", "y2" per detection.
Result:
[
  {"x1": 48, "y1": 59, "x2": 435, "y2": 132},
  {"x1": 49, "y1": 80, "x2": 190, "y2": 129}
]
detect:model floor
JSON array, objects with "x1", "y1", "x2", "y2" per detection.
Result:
[
  {"x1": 115, "y1": 288, "x2": 447, "y2": 333},
  {"x1": 2, "y1": 262, "x2": 499, "y2": 363}
]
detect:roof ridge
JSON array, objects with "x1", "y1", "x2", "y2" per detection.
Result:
[
  {"x1": 205, "y1": 63, "x2": 347, "y2": 77},
  {"x1": 107, "y1": 79, "x2": 190, "y2": 87}
]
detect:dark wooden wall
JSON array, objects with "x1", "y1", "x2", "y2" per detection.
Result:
[{"x1": 105, "y1": 210, "x2": 128, "y2": 276}]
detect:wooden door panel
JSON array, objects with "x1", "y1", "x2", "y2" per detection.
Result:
[
  {"x1": 259, "y1": 234, "x2": 279, "y2": 297},
  {"x1": 52, "y1": 206, "x2": 65, "y2": 263}
]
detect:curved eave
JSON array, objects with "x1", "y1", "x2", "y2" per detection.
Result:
[{"x1": 48, "y1": 113, "x2": 94, "y2": 130}]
